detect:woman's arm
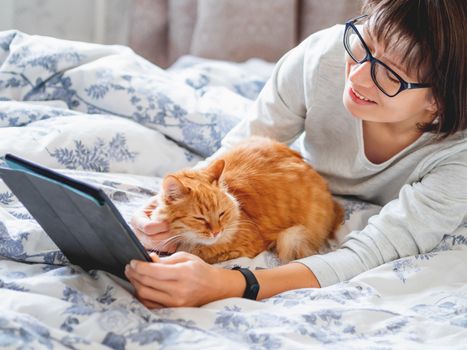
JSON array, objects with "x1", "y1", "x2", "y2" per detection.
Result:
[
  {"x1": 297, "y1": 149, "x2": 467, "y2": 287},
  {"x1": 125, "y1": 252, "x2": 320, "y2": 308},
  {"x1": 254, "y1": 263, "x2": 321, "y2": 299}
]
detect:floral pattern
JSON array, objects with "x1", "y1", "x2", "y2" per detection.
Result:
[
  {"x1": 48, "y1": 133, "x2": 138, "y2": 172},
  {"x1": 0, "y1": 30, "x2": 467, "y2": 349},
  {"x1": 0, "y1": 30, "x2": 267, "y2": 159}
]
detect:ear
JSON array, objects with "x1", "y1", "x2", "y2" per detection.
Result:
[
  {"x1": 426, "y1": 94, "x2": 438, "y2": 115},
  {"x1": 162, "y1": 175, "x2": 189, "y2": 203},
  {"x1": 205, "y1": 159, "x2": 225, "y2": 184}
]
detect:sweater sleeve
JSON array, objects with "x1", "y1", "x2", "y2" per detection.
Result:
[{"x1": 295, "y1": 149, "x2": 467, "y2": 287}]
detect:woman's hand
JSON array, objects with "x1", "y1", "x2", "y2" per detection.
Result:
[
  {"x1": 130, "y1": 196, "x2": 177, "y2": 253},
  {"x1": 125, "y1": 252, "x2": 244, "y2": 308}
]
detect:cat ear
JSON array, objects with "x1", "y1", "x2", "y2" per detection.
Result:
[
  {"x1": 162, "y1": 175, "x2": 189, "y2": 202},
  {"x1": 205, "y1": 159, "x2": 225, "y2": 183}
]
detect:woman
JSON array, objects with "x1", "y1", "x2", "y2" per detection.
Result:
[{"x1": 125, "y1": 0, "x2": 467, "y2": 308}]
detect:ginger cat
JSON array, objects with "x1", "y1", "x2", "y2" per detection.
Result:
[{"x1": 149, "y1": 137, "x2": 343, "y2": 264}]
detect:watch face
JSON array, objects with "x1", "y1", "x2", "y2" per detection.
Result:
[{"x1": 250, "y1": 284, "x2": 260, "y2": 298}]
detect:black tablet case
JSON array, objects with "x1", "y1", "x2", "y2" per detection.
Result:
[{"x1": 0, "y1": 154, "x2": 151, "y2": 280}]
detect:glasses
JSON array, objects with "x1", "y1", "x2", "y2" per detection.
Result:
[{"x1": 343, "y1": 15, "x2": 430, "y2": 97}]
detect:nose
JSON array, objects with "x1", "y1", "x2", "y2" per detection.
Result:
[
  {"x1": 210, "y1": 218, "x2": 221, "y2": 235},
  {"x1": 348, "y1": 60, "x2": 373, "y2": 89}
]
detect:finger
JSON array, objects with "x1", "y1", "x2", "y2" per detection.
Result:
[
  {"x1": 142, "y1": 233, "x2": 179, "y2": 253},
  {"x1": 142, "y1": 219, "x2": 170, "y2": 235},
  {"x1": 140, "y1": 298, "x2": 165, "y2": 309},
  {"x1": 133, "y1": 228, "x2": 175, "y2": 244},
  {"x1": 134, "y1": 230, "x2": 178, "y2": 254},
  {"x1": 127, "y1": 261, "x2": 180, "y2": 283},
  {"x1": 126, "y1": 267, "x2": 167, "y2": 294},
  {"x1": 143, "y1": 196, "x2": 159, "y2": 208},
  {"x1": 150, "y1": 253, "x2": 160, "y2": 263},
  {"x1": 141, "y1": 196, "x2": 160, "y2": 218},
  {"x1": 159, "y1": 251, "x2": 198, "y2": 265},
  {"x1": 129, "y1": 272, "x2": 177, "y2": 306},
  {"x1": 132, "y1": 215, "x2": 170, "y2": 235},
  {"x1": 131, "y1": 277, "x2": 163, "y2": 300},
  {"x1": 146, "y1": 237, "x2": 179, "y2": 254}
]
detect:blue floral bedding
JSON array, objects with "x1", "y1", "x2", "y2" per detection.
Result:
[{"x1": 1, "y1": 30, "x2": 466, "y2": 349}]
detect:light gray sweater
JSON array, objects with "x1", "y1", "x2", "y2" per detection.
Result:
[{"x1": 202, "y1": 25, "x2": 467, "y2": 287}]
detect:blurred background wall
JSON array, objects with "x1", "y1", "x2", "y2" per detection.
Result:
[
  {"x1": 0, "y1": 0, "x2": 361, "y2": 68},
  {"x1": 0, "y1": 0, "x2": 131, "y2": 45}
]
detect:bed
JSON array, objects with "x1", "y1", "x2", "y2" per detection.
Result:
[{"x1": 1, "y1": 29, "x2": 467, "y2": 349}]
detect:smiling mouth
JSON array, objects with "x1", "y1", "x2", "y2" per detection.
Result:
[{"x1": 350, "y1": 87, "x2": 376, "y2": 103}]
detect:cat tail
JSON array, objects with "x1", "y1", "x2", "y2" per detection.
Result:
[{"x1": 329, "y1": 200, "x2": 344, "y2": 239}]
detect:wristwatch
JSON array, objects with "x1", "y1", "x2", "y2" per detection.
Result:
[{"x1": 232, "y1": 266, "x2": 260, "y2": 300}]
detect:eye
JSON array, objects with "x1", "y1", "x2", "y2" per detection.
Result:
[
  {"x1": 219, "y1": 211, "x2": 225, "y2": 218},
  {"x1": 385, "y1": 69, "x2": 400, "y2": 83},
  {"x1": 193, "y1": 216, "x2": 207, "y2": 222}
]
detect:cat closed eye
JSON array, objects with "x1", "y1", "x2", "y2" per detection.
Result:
[
  {"x1": 219, "y1": 211, "x2": 225, "y2": 218},
  {"x1": 193, "y1": 216, "x2": 207, "y2": 222}
]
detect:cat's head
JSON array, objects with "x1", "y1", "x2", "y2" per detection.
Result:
[{"x1": 152, "y1": 159, "x2": 240, "y2": 249}]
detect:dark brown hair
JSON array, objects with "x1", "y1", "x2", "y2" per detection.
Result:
[{"x1": 362, "y1": 0, "x2": 466, "y2": 137}]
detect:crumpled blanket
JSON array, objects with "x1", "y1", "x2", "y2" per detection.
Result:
[{"x1": 0, "y1": 30, "x2": 466, "y2": 349}]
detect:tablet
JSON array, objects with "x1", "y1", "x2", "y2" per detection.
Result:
[{"x1": 0, "y1": 153, "x2": 151, "y2": 280}]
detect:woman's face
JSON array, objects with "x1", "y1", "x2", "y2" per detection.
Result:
[{"x1": 343, "y1": 28, "x2": 437, "y2": 133}]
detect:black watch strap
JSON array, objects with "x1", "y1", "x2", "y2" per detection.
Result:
[{"x1": 232, "y1": 266, "x2": 260, "y2": 300}]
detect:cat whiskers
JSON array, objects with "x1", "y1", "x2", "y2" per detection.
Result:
[
  {"x1": 234, "y1": 219, "x2": 257, "y2": 230},
  {"x1": 148, "y1": 234, "x2": 184, "y2": 254},
  {"x1": 184, "y1": 230, "x2": 212, "y2": 246}
]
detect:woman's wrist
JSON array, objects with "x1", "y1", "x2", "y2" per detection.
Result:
[
  {"x1": 214, "y1": 267, "x2": 246, "y2": 300},
  {"x1": 212, "y1": 262, "x2": 320, "y2": 302},
  {"x1": 254, "y1": 262, "x2": 320, "y2": 300}
]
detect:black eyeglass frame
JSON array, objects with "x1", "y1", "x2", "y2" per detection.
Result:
[{"x1": 344, "y1": 14, "x2": 431, "y2": 97}]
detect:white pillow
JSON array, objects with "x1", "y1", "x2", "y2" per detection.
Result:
[{"x1": 0, "y1": 113, "x2": 201, "y2": 176}]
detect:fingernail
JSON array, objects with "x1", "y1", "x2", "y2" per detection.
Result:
[
  {"x1": 130, "y1": 260, "x2": 136, "y2": 269},
  {"x1": 125, "y1": 264, "x2": 130, "y2": 272},
  {"x1": 149, "y1": 253, "x2": 160, "y2": 262}
]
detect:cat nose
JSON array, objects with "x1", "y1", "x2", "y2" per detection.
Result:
[{"x1": 211, "y1": 231, "x2": 220, "y2": 237}]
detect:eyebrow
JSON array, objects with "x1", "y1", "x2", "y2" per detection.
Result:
[
  {"x1": 363, "y1": 28, "x2": 407, "y2": 75},
  {"x1": 381, "y1": 55, "x2": 406, "y2": 75}
]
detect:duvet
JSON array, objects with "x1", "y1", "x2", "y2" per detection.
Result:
[{"x1": 0, "y1": 30, "x2": 466, "y2": 349}]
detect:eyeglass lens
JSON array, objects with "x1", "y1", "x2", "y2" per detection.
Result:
[{"x1": 345, "y1": 25, "x2": 401, "y2": 96}]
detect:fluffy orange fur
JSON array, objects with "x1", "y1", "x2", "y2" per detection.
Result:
[{"x1": 150, "y1": 137, "x2": 343, "y2": 264}]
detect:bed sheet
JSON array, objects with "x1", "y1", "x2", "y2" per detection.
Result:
[{"x1": 0, "y1": 30, "x2": 466, "y2": 349}]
